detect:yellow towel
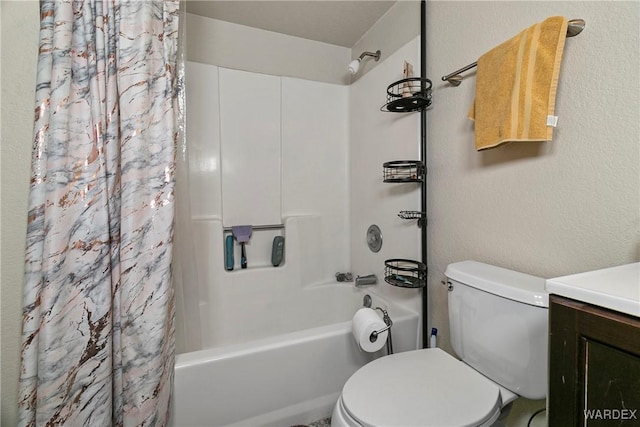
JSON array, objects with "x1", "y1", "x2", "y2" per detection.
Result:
[{"x1": 469, "y1": 16, "x2": 568, "y2": 151}]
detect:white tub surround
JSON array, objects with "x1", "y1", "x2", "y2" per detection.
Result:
[{"x1": 180, "y1": 63, "x2": 351, "y2": 352}]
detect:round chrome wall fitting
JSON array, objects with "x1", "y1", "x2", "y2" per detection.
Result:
[
  {"x1": 366, "y1": 224, "x2": 383, "y2": 253},
  {"x1": 363, "y1": 294, "x2": 372, "y2": 308}
]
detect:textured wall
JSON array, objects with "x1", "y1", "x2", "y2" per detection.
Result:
[
  {"x1": 1, "y1": 2, "x2": 39, "y2": 425},
  {"x1": 425, "y1": 1, "x2": 640, "y2": 354},
  {"x1": 186, "y1": 13, "x2": 352, "y2": 85}
]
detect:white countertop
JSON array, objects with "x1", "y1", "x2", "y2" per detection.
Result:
[{"x1": 546, "y1": 262, "x2": 640, "y2": 317}]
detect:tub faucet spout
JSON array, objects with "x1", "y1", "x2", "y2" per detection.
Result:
[{"x1": 355, "y1": 274, "x2": 377, "y2": 287}]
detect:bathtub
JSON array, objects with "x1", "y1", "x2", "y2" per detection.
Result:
[{"x1": 170, "y1": 285, "x2": 419, "y2": 427}]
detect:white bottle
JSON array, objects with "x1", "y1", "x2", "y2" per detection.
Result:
[{"x1": 429, "y1": 328, "x2": 438, "y2": 348}]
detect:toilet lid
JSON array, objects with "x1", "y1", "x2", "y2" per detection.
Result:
[{"x1": 342, "y1": 348, "x2": 501, "y2": 427}]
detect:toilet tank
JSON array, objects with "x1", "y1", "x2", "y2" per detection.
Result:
[{"x1": 445, "y1": 261, "x2": 548, "y2": 400}]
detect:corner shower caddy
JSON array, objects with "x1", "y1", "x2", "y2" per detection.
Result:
[
  {"x1": 369, "y1": 0, "x2": 429, "y2": 346},
  {"x1": 380, "y1": 75, "x2": 431, "y2": 291}
]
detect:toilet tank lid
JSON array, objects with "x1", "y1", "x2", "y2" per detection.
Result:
[{"x1": 445, "y1": 261, "x2": 548, "y2": 307}]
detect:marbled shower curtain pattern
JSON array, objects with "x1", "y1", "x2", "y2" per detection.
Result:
[{"x1": 18, "y1": 1, "x2": 180, "y2": 426}]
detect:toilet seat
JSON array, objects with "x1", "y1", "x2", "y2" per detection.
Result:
[{"x1": 339, "y1": 348, "x2": 502, "y2": 427}]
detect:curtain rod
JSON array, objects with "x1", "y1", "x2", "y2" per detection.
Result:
[{"x1": 441, "y1": 18, "x2": 585, "y2": 86}]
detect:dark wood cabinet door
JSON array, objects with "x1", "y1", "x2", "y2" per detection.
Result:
[{"x1": 548, "y1": 295, "x2": 640, "y2": 427}]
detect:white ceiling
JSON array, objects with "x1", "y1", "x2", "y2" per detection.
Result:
[{"x1": 184, "y1": 1, "x2": 397, "y2": 48}]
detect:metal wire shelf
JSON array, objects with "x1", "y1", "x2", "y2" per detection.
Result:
[
  {"x1": 398, "y1": 210, "x2": 426, "y2": 227},
  {"x1": 384, "y1": 258, "x2": 427, "y2": 288},
  {"x1": 381, "y1": 77, "x2": 432, "y2": 113},
  {"x1": 383, "y1": 160, "x2": 424, "y2": 183}
]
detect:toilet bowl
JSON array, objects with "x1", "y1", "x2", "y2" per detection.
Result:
[
  {"x1": 332, "y1": 261, "x2": 548, "y2": 427},
  {"x1": 332, "y1": 348, "x2": 510, "y2": 427}
]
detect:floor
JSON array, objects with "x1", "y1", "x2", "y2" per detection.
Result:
[
  {"x1": 505, "y1": 398, "x2": 547, "y2": 427},
  {"x1": 294, "y1": 400, "x2": 547, "y2": 427},
  {"x1": 293, "y1": 417, "x2": 331, "y2": 427}
]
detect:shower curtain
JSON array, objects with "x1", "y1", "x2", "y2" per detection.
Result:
[
  {"x1": 18, "y1": 1, "x2": 180, "y2": 426},
  {"x1": 172, "y1": 9, "x2": 203, "y2": 355}
]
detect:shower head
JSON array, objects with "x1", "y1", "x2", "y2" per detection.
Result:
[
  {"x1": 347, "y1": 59, "x2": 361, "y2": 75},
  {"x1": 348, "y1": 50, "x2": 381, "y2": 75}
]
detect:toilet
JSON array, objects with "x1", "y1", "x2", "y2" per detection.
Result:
[{"x1": 332, "y1": 260, "x2": 548, "y2": 427}]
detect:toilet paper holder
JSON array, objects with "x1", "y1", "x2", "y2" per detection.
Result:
[
  {"x1": 369, "y1": 314, "x2": 392, "y2": 343},
  {"x1": 363, "y1": 295, "x2": 394, "y2": 354}
]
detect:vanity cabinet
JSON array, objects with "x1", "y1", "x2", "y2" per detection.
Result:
[{"x1": 548, "y1": 294, "x2": 640, "y2": 426}]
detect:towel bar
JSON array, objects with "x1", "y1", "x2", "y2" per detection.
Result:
[
  {"x1": 441, "y1": 18, "x2": 585, "y2": 86},
  {"x1": 223, "y1": 224, "x2": 284, "y2": 233}
]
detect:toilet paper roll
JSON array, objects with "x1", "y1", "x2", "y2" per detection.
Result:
[{"x1": 352, "y1": 307, "x2": 388, "y2": 352}]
